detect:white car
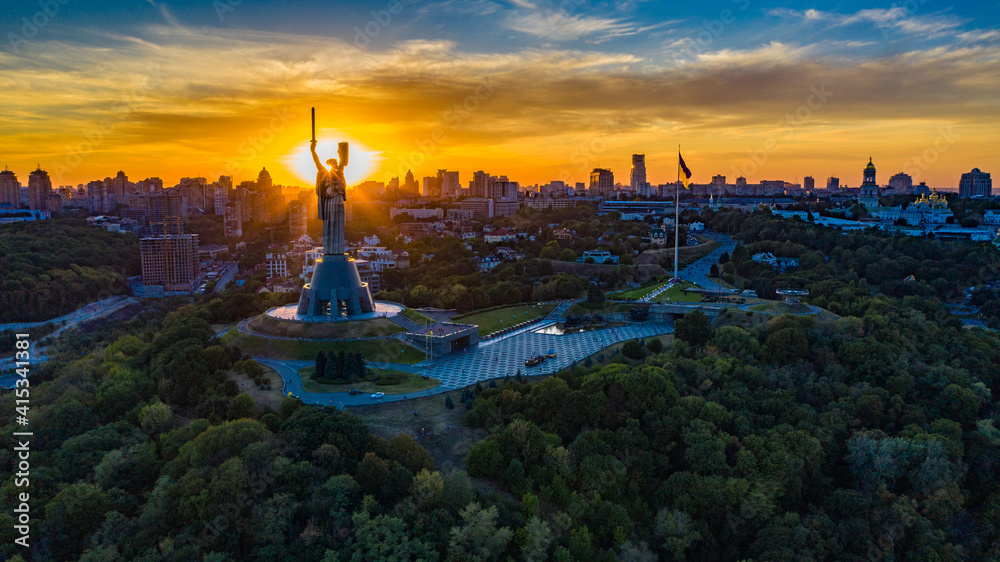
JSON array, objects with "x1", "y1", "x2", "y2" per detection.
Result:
[{"x1": 370, "y1": 392, "x2": 385, "y2": 399}]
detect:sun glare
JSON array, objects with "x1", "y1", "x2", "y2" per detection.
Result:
[{"x1": 284, "y1": 135, "x2": 381, "y2": 187}]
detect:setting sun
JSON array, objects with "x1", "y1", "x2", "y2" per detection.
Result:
[{"x1": 284, "y1": 136, "x2": 382, "y2": 187}]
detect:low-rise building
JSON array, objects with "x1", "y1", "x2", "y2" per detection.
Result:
[
  {"x1": 484, "y1": 228, "x2": 517, "y2": 244},
  {"x1": 580, "y1": 250, "x2": 618, "y2": 264},
  {"x1": 475, "y1": 255, "x2": 501, "y2": 272},
  {"x1": 266, "y1": 252, "x2": 288, "y2": 278}
]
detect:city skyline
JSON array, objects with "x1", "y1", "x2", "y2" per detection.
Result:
[{"x1": 1, "y1": 0, "x2": 997, "y2": 188}]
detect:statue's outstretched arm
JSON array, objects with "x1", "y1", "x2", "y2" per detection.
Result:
[{"x1": 310, "y1": 141, "x2": 324, "y2": 172}]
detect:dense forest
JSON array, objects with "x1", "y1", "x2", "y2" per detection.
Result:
[
  {"x1": 704, "y1": 210, "x2": 1000, "y2": 320},
  {"x1": 376, "y1": 239, "x2": 594, "y2": 313},
  {"x1": 374, "y1": 204, "x2": 653, "y2": 312},
  {"x1": 1, "y1": 209, "x2": 998, "y2": 560},
  {"x1": 0, "y1": 220, "x2": 141, "y2": 323}
]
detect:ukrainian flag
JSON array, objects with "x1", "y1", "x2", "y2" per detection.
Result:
[{"x1": 678, "y1": 153, "x2": 692, "y2": 189}]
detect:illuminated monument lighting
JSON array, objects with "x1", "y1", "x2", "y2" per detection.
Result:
[{"x1": 296, "y1": 109, "x2": 375, "y2": 319}]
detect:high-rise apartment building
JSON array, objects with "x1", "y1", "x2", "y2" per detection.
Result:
[
  {"x1": 224, "y1": 201, "x2": 243, "y2": 238},
  {"x1": 28, "y1": 168, "x2": 52, "y2": 211},
  {"x1": 438, "y1": 170, "x2": 460, "y2": 198},
  {"x1": 590, "y1": 168, "x2": 614, "y2": 197},
  {"x1": 140, "y1": 234, "x2": 199, "y2": 291},
  {"x1": 288, "y1": 200, "x2": 307, "y2": 237},
  {"x1": 148, "y1": 190, "x2": 185, "y2": 234},
  {"x1": 422, "y1": 176, "x2": 438, "y2": 198},
  {"x1": 471, "y1": 170, "x2": 493, "y2": 198},
  {"x1": 959, "y1": 168, "x2": 992, "y2": 198},
  {"x1": 888, "y1": 172, "x2": 913, "y2": 194},
  {"x1": 0, "y1": 167, "x2": 19, "y2": 207},
  {"x1": 630, "y1": 155, "x2": 647, "y2": 193}
]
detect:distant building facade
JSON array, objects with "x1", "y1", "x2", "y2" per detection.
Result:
[
  {"x1": 858, "y1": 158, "x2": 879, "y2": 209},
  {"x1": 630, "y1": 155, "x2": 648, "y2": 196},
  {"x1": 888, "y1": 172, "x2": 913, "y2": 194},
  {"x1": 590, "y1": 168, "x2": 614, "y2": 197},
  {"x1": 28, "y1": 168, "x2": 52, "y2": 211},
  {"x1": 0, "y1": 168, "x2": 19, "y2": 207},
  {"x1": 959, "y1": 168, "x2": 992, "y2": 198}
]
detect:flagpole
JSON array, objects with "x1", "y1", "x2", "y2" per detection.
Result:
[{"x1": 674, "y1": 145, "x2": 680, "y2": 281}]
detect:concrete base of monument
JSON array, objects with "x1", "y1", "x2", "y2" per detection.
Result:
[{"x1": 266, "y1": 301, "x2": 405, "y2": 323}]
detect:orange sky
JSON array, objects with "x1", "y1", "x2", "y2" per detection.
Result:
[{"x1": 1, "y1": 10, "x2": 997, "y2": 190}]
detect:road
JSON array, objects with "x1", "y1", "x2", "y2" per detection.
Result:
[
  {"x1": 213, "y1": 262, "x2": 237, "y2": 293},
  {"x1": 0, "y1": 296, "x2": 135, "y2": 332},
  {"x1": 677, "y1": 232, "x2": 737, "y2": 292},
  {"x1": 256, "y1": 321, "x2": 674, "y2": 407}
]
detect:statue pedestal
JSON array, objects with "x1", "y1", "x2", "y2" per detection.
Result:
[{"x1": 296, "y1": 253, "x2": 375, "y2": 319}]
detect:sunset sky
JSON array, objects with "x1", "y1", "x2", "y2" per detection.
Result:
[{"x1": 1, "y1": 0, "x2": 997, "y2": 189}]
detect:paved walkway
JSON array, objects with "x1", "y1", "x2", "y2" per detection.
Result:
[
  {"x1": 547, "y1": 300, "x2": 576, "y2": 319},
  {"x1": 419, "y1": 322, "x2": 674, "y2": 389},
  {"x1": 0, "y1": 296, "x2": 136, "y2": 331},
  {"x1": 389, "y1": 314, "x2": 424, "y2": 331},
  {"x1": 254, "y1": 321, "x2": 673, "y2": 406}
]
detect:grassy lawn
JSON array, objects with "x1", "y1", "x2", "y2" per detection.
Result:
[
  {"x1": 349, "y1": 387, "x2": 488, "y2": 473},
  {"x1": 650, "y1": 282, "x2": 704, "y2": 303},
  {"x1": 708, "y1": 276, "x2": 737, "y2": 290},
  {"x1": 247, "y1": 314, "x2": 404, "y2": 339},
  {"x1": 220, "y1": 328, "x2": 426, "y2": 364},
  {"x1": 402, "y1": 308, "x2": 434, "y2": 326},
  {"x1": 608, "y1": 279, "x2": 669, "y2": 300},
  {"x1": 749, "y1": 302, "x2": 813, "y2": 315},
  {"x1": 453, "y1": 303, "x2": 557, "y2": 337},
  {"x1": 298, "y1": 366, "x2": 439, "y2": 394},
  {"x1": 566, "y1": 301, "x2": 637, "y2": 315},
  {"x1": 230, "y1": 367, "x2": 284, "y2": 410},
  {"x1": 636, "y1": 239, "x2": 721, "y2": 267}
]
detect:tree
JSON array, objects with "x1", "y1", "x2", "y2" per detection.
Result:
[
  {"x1": 139, "y1": 402, "x2": 173, "y2": 436},
  {"x1": 521, "y1": 516, "x2": 555, "y2": 562},
  {"x1": 445, "y1": 394, "x2": 455, "y2": 409},
  {"x1": 316, "y1": 351, "x2": 327, "y2": 380},
  {"x1": 622, "y1": 340, "x2": 644, "y2": 359},
  {"x1": 448, "y1": 502, "x2": 514, "y2": 561},
  {"x1": 327, "y1": 351, "x2": 345, "y2": 380},
  {"x1": 730, "y1": 245, "x2": 748, "y2": 264},
  {"x1": 709, "y1": 263, "x2": 719, "y2": 277},
  {"x1": 587, "y1": 284, "x2": 605, "y2": 304},
  {"x1": 674, "y1": 310, "x2": 713, "y2": 347},
  {"x1": 228, "y1": 394, "x2": 256, "y2": 420},
  {"x1": 646, "y1": 338, "x2": 663, "y2": 354}
]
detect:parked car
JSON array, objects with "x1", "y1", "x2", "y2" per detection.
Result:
[
  {"x1": 370, "y1": 392, "x2": 385, "y2": 399},
  {"x1": 349, "y1": 389, "x2": 362, "y2": 395}
]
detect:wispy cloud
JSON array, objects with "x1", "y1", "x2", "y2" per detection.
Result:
[
  {"x1": 770, "y1": 7, "x2": 964, "y2": 39},
  {"x1": 1, "y1": 8, "x2": 997, "y2": 186},
  {"x1": 506, "y1": 11, "x2": 642, "y2": 42}
]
